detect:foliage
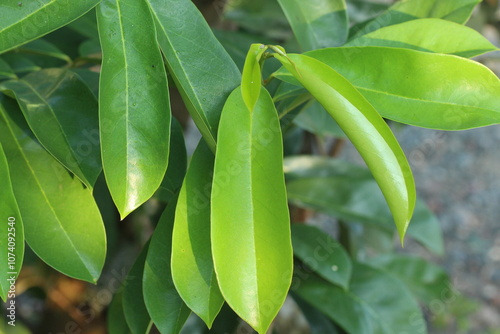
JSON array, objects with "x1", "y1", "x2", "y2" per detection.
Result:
[{"x1": 0, "y1": 0, "x2": 499, "y2": 333}]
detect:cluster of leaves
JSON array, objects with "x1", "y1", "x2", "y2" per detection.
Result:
[{"x1": 1, "y1": 0, "x2": 499, "y2": 333}]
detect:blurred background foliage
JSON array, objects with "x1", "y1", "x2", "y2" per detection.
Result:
[{"x1": 2, "y1": 0, "x2": 500, "y2": 333}]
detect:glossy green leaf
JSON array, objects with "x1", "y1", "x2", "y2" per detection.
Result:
[
  {"x1": 241, "y1": 44, "x2": 267, "y2": 111},
  {"x1": 346, "y1": 18, "x2": 497, "y2": 57},
  {"x1": 277, "y1": 0, "x2": 348, "y2": 50},
  {"x1": 291, "y1": 224, "x2": 351, "y2": 289},
  {"x1": 172, "y1": 141, "x2": 223, "y2": 327},
  {"x1": 97, "y1": 0, "x2": 171, "y2": 218},
  {"x1": 273, "y1": 52, "x2": 415, "y2": 242},
  {"x1": 147, "y1": 0, "x2": 241, "y2": 151},
  {"x1": 0, "y1": 69, "x2": 101, "y2": 189},
  {"x1": 155, "y1": 118, "x2": 187, "y2": 203},
  {"x1": 0, "y1": 94, "x2": 106, "y2": 283},
  {"x1": 144, "y1": 198, "x2": 191, "y2": 334},
  {"x1": 284, "y1": 156, "x2": 444, "y2": 255},
  {"x1": 123, "y1": 243, "x2": 153, "y2": 334},
  {"x1": 16, "y1": 39, "x2": 71, "y2": 63},
  {"x1": 212, "y1": 86, "x2": 292, "y2": 334},
  {"x1": 280, "y1": 47, "x2": 500, "y2": 130},
  {"x1": 108, "y1": 290, "x2": 132, "y2": 334},
  {"x1": 294, "y1": 100, "x2": 345, "y2": 138},
  {"x1": 0, "y1": 142, "x2": 24, "y2": 302},
  {"x1": 0, "y1": 0, "x2": 101, "y2": 54},
  {"x1": 350, "y1": 0, "x2": 480, "y2": 38},
  {"x1": 370, "y1": 254, "x2": 451, "y2": 305},
  {"x1": 294, "y1": 263, "x2": 426, "y2": 334}
]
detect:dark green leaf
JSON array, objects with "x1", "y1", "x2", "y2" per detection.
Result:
[
  {"x1": 291, "y1": 224, "x2": 351, "y2": 289},
  {"x1": 147, "y1": 0, "x2": 241, "y2": 151},
  {"x1": 277, "y1": 0, "x2": 348, "y2": 50},
  {"x1": 0, "y1": 58, "x2": 16, "y2": 80},
  {"x1": 1, "y1": 54, "x2": 40, "y2": 74},
  {"x1": 293, "y1": 263, "x2": 427, "y2": 334},
  {"x1": 97, "y1": 0, "x2": 171, "y2": 218},
  {"x1": 0, "y1": 69, "x2": 101, "y2": 189},
  {"x1": 0, "y1": 0, "x2": 101, "y2": 54},
  {"x1": 172, "y1": 141, "x2": 223, "y2": 327},
  {"x1": 370, "y1": 254, "x2": 451, "y2": 305},
  {"x1": 294, "y1": 100, "x2": 345, "y2": 138},
  {"x1": 108, "y1": 290, "x2": 132, "y2": 334},
  {"x1": 0, "y1": 142, "x2": 24, "y2": 302},
  {"x1": 143, "y1": 198, "x2": 191, "y2": 334},
  {"x1": 155, "y1": 118, "x2": 187, "y2": 203},
  {"x1": 123, "y1": 243, "x2": 153, "y2": 334},
  {"x1": 16, "y1": 39, "x2": 71, "y2": 63},
  {"x1": 0, "y1": 94, "x2": 106, "y2": 283}
]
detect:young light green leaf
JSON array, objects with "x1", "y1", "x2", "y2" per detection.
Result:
[
  {"x1": 293, "y1": 263, "x2": 426, "y2": 334},
  {"x1": 155, "y1": 118, "x2": 187, "y2": 203},
  {"x1": 277, "y1": 0, "x2": 348, "y2": 51},
  {"x1": 172, "y1": 141, "x2": 223, "y2": 327},
  {"x1": 0, "y1": 95, "x2": 106, "y2": 283},
  {"x1": 0, "y1": 0, "x2": 101, "y2": 54},
  {"x1": 144, "y1": 198, "x2": 191, "y2": 334},
  {"x1": 97, "y1": 0, "x2": 171, "y2": 218},
  {"x1": 0, "y1": 69, "x2": 101, "y2": 189},
  {"x1": 241, "y1": 43, "x2": 267, "y2": 111},
  {"x1": 277, "y1": 47, "x2": 500, "y2": 130},
  {"x1": 351, "y1": 0, "x2": 480, "y2": 38},
  {"x1": 212, "y1": 86, "x2": 293, "y2": 334},
  {"x1": 123, "y1": 243, "x2": 153, "y2": 334},
  {"x1": 291, "y1": 225, "x2": 351, "y2": 290},
  {"x1": 0, "y1": 142, "x2": 24, "y2": 302},
  {"x1": 108, "y1": 290, "x2": 132, "y2": 334},
  {"x1": 273, "y1": 52, "x2": 415, "y2": 242},
  {"x1": 284, "y1": 155, "x2": 444, "y2": 255},
  {"x1": 146, "y1": 0, "x2": 241, "y2": 151},
  {"x1": 346, "y1": 18, "x2": 497, "y2": 57}
]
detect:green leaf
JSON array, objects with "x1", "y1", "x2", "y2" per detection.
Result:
[
  {"x1": 284, "y1": 156, "x2": 444, "y2": 255},
  {"x1": 293, "y1": 294, "x2": 340, "y2": 334},
  {"x1": 350, "y1": 0, "x2": 480, "y2": 38},
  {"x1": 16, "y1": 39, "x2": 72, "y2": 63},
  {"x1": 1, "y1": 54, "x2": 40, "y2": 74},
  {"x1": 155, "y1": 118, "x2": 187, "y2": 203},
  {"x1": 97, "y1": 0, "x2": 171, "y2": 218},
  {"x1": 144, "y1": 198, "x2": 191, "y2": 334},
  {"x1": 211, "y1": 86, "x2": 292, "y2": 334},
  {"x1": 0, "y1": 0, "x2": 101, "y2": 54},
  {"x1": 346, "y1": 18, "x2": 497, "y2": 57},
  {"x1": 172, "y1": 141, "x2": 223, "y2": 327},
  {"x1": 0, "y1": 58, "x2": 16, "y2": 80},
  {"x1": 0, "y1": 142, "x2": 24, "y2": 302},
  {"x1": 147, "y1": 0, "x2": 241, "y2": 151},
  {"x1": 273, "y1": 52, "x2": 415, "y2": 242},
  {"x1": 67, "y1": 9, "x2": 99, "y2": 40},
  {"x1": 241, "y1": 44, "x2": 267, "y2": 111},
  {"x1": 0, "y1": 69, "x2": 101, "y2": 189},
  {"x1": 280, "y1": 47, "x2": 500, "y2": 130},
  {"x1": 291, "y1": 224, "x2": 351, "y2": 290},
  {"x1": 277, "y1": 0, "x2": 348, "y2": 51},
  {"x1": 108, "y1": 290, "x2": 132, "y2": 334},
  {"x1": 123, "y1": 243, "x2": 153, "y2": 334},
  {"x1": 0, "y1": 94, "x2": 106, "y2": 283},
  {"x1": 370, "y1": 254, "x2": 451, "y2": 305},
  {"x1": 294, "y1": 263, "x2": 427, "y2": 334}
]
